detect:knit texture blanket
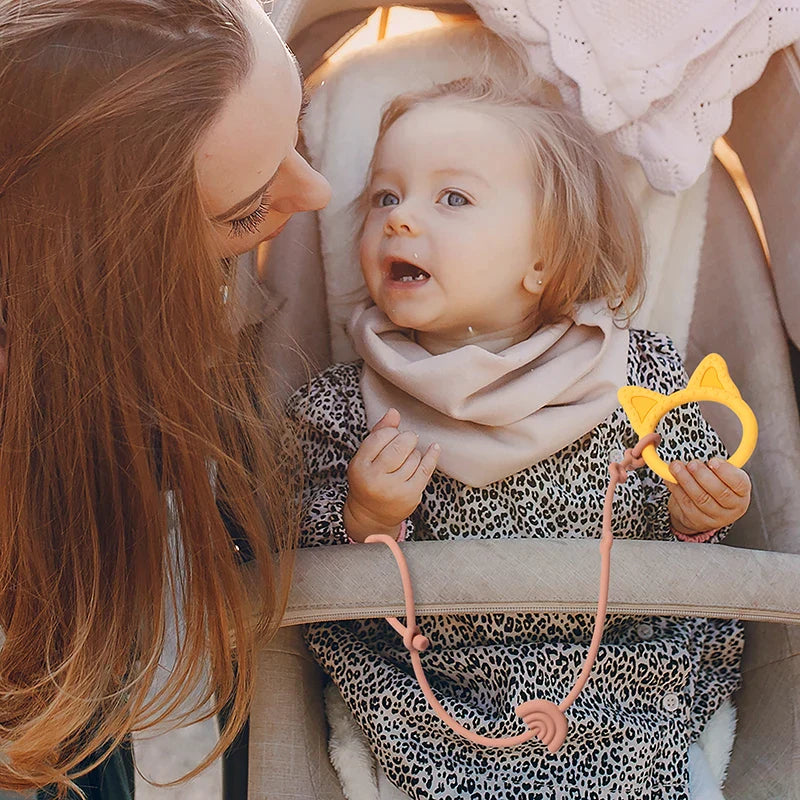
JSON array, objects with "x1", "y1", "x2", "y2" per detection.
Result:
[{"x1": 443, "y1": 1, "x2": 800, "y2": 193}]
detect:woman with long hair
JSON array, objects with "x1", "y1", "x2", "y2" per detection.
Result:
[{"x1": 0, "y1": 0, "x2": 330, "y2": 796}]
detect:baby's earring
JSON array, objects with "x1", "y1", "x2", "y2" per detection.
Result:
[{"x1": 524, "y1": 262, "x2": 546, "y2": 293}]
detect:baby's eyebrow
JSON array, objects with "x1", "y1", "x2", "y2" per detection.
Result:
[{"x1": 431, "y1": 168, "x2": 489, "y2": 187}]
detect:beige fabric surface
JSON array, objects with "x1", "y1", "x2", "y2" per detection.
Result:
[
  {"x1": 351, "y1": 300, "x2": 629, "y2": 487},
  {"x1": 729, "y1": 653, "x2": 800, "y2": 799},
  {"x1": 249, "y1": 626, "x2": 345, "y2": 800},
  {"x1": 687, "y1": 154, "x2": 800, "y2": 799},
  {"x1": 726, "y1": 44, "x2": 800, "y2": 350},
  {"x1": 257, "y1": 209, "x2": 332, "y2": 400},
  {"x1": 279, "y1": 539, "x2": 800, "y2": 627},
  {"x1": 272, "y1": 0, "x2": 467, "y2": 47}
]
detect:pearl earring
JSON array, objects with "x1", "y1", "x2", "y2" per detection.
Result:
[{"x1": 537, "y1": 279, "x2": 543, "y2": 285}]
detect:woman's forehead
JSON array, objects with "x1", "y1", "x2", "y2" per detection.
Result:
[{"x1": 195, "y1": 9, "x2": 301, "y2": 219}]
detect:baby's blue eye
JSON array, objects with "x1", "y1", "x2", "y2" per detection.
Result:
[
  {"x1": 377, "y1": 192, "x2": 399, "y2": 207},
  {"x1": 443, "y1": 191, "x2": 469, "y2": 207}
]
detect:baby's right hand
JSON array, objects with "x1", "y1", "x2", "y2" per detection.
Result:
[{"x1": 344, "y1": 408, "x2": 440, "y2": 543}]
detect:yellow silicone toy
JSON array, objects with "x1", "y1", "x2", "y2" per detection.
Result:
[{"x1": 618, "y1": 353, "x2": 758, "y2": 484}]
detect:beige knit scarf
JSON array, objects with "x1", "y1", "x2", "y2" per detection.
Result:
[{"x1": 349, "y1": 301, "x2": 630, "y2": 488}]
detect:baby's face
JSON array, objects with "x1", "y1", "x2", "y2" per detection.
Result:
[{"x1": 359, "y1": 102, "x2": 541, "y2": 339}]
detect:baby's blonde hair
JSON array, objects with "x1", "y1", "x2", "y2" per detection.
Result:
[{"x1": 362, "y1": 76, "x2": 646, "y2": 326}]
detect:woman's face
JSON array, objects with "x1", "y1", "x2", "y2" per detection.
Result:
[{"x1": 196, "y1": 0, "x2": 330, "y2": 258}]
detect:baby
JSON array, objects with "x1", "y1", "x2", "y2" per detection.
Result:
[{"x1": 288, "y1": 76, "x2": 750, "y2": 800}]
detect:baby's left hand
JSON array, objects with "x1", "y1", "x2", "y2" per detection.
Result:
[{"x1": 667, "y1": 458, "x2": 751, "y2": 536}]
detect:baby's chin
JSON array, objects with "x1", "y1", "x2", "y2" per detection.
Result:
[
  {"x1": 382, "y1": 309, "x2": 419, "y2": 332},
  {"x1": 371, "y1": 300, "x2": 461, "y2": 339}
]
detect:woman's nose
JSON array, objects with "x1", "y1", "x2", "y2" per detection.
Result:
[{"x1": 272, "y1": 150, "x2": 331, "y2": 214}]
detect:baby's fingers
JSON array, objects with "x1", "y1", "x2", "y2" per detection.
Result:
[
  {"x1": 371, "y1": 407, "x2": 401, "y2": 433},
  {"x1": 374, "y1": 430, "x2": 420, "y2": 473},
  {"x1": 394, "y1": 448, "x2": 422, "y2": 481},
  {"x1": 356, "y1": 426, "x2": 402, "y2": 463},
  {"x1": 675, "y1": 460, "x2": 737, "y2": 510},
  {"x1": 707, "y1": 458, "x2": 751, "y2": 498},
  {"x1": 407, "y1": 443, "x2": 440, "y2": 491},
  {"x1": 668, "y1": 462, "x2": 722, "y2": 528}
]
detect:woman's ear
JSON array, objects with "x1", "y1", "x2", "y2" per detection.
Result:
[{"x1": 522, "y1": 261, "x2": 546, "y2": 295}]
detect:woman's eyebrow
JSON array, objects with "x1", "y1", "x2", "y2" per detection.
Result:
[
  {"x1": 290, "y1": 52, "x2": 311, "y2": 122},
  {"x1": 213, "y1": 174, "x2": 276, "y2": 223}
]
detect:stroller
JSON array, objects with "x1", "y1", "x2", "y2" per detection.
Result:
[{"x1": 240, "y1": 3, "x2": 800, "y2": 798}]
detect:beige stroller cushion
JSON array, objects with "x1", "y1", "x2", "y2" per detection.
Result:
[
  {"x1": 324, "y1": 683, "x2": 736, "y2": 800},
  {"x1": 302, "y1": 22, "x2": 712, "y2": 364}
]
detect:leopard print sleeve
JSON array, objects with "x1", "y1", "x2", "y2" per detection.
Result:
[
  {"x1": 286, "y1": 362, "x2": 368, "y2": 548},
  {"x1": 629, "y1": 330, "x2": 733, "y2": 543}
]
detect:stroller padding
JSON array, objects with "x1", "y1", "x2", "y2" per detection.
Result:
[{"x1": 275, "y1": 539, "x2": 800, "y2": 627}]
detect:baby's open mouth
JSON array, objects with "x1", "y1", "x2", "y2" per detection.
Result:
[{"x1": 389, "y1": 260, "x2": 430, "y2": 283}]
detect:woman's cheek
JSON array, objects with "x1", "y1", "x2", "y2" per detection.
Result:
[{"x1": 213, "y1": 228, "x2": 259, "y2": 259}]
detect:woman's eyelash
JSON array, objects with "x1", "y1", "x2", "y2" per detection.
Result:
[
  {"x1": 298, "y1": 90, "x2": 310, "y2": 125},
  {"x1": 228, "y1": 195, "x2": 272, "y2": 238}
]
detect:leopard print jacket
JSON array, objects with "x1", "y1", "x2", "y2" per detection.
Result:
[{"x1": 287, "y1": 330, "x2": 744, "y2": 800}]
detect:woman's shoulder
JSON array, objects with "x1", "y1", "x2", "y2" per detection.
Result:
[
  {"x1": 286, "y1": 361, "x2": 364, "y2": 422},
  {"x1": 626, "y1": 328, "x2": 688, "y2": 392}
]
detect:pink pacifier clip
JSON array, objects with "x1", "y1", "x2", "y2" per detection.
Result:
[{"x1": 364, "y1": 432, "x2": 662, "y2": 753}]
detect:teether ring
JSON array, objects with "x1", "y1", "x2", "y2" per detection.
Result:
[{"x1": 618, "y1": 354, "x2": 758, "y2": 484}]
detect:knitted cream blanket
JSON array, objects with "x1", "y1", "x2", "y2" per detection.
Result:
[{"x1": 469, "y1": 0, "x2": 800, "y2": 193}]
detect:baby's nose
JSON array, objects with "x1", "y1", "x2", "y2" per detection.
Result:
[{"x1": 384, "y1": 206, "x2": 417, "y2": 236}]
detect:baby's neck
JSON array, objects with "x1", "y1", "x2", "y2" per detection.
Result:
[{"x1": 415, "y1": 316, "x2": 540, "y2": 355}]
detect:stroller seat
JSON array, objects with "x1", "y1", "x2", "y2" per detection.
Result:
[{"x1": 243, "y1": 6, "x2": 800, "y2": 798}]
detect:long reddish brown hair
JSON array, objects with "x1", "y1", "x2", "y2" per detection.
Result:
[{"x1": 0, "y1": 0, "x2": 299, "y2": 794}]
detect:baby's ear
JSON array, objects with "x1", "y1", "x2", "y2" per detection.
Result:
[{"x1": 522, "y1": 261, "x2": 546, "y2": 295}]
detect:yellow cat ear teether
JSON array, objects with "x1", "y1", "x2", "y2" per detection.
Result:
[{"x1": 618, "y1": 353, "x2": 758, "y2": 484}]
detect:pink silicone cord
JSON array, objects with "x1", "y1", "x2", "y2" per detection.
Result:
[{"x1": 364, "y1": 432, "x2": 662, "y2": 754}]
